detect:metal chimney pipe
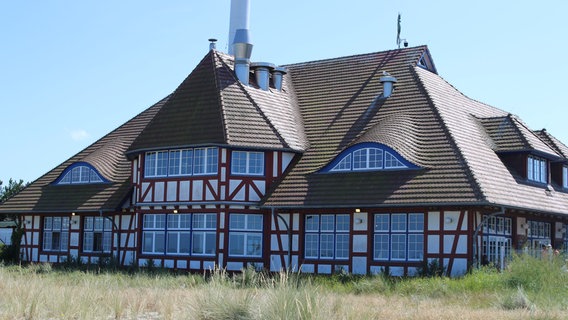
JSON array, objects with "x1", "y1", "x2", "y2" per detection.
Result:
[
  {"x1": 228, "y1": 0, "x2": 250, "y2": 55},
  {"x1": 251, "y1": 62, "x2": 275, "y2": 90},
  {"x1": 272, "y1": 66, "x2": 287, "y2": 91},
  {"x1": 208, "y1": 38, "x2": 217, "y2": 51},
  {"x1": 233, "y1": 29, "x2": 253, "y2": 85},
  {"x1": 379, "y1": 72, "x2": 397, "y2": 98}
]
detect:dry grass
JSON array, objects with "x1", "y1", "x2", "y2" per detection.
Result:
[{"x1": 0, "y1": 263, "x2": 565, "y2": 320}]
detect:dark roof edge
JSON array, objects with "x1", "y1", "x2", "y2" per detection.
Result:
[
  {"x1": 126, "y1": 143, "x2": 303, "y2": 159},
  {"x1": 263, "y1": 201, "x2": 568, "y2": 217}
]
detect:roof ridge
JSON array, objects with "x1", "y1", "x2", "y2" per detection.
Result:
[
  {"x1": 283, "y1": 45, "x2": 428, "y2": 68},
  {"x1": 509, "y1": 114, "x2": 560, "y2": 157},
  {"x1": 212, "y1": 51, "x2": 229, "y2": 143},
  {"x1": 216, "y1": 53, "x2": 291, "y2": 149},
  {"x1": 413, "y1": 66, "x2": 487, "y2": 203}
]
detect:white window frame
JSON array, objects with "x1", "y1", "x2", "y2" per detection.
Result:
[
  {"x1": 145, "y1": 151, "x2": 169, "y2": 177},
  {"x1": 194, "y1": 147, "x2": 218, "y2": 175},
  {"x1": 304, "y1": 214, "x2": 350, "y2": 260},
  {"x1": 231, "y1": 151, "x2": 265, "y2": 176},
  {"x1": 330, "y1": 146, "x2": 410, "y2": 172},
  {"x1": 83, "y1": 217, "x2": 112, "y2": 253},
  {"x1": 527, "y1": 155, "x2": 547, "y2": 183},
  {"x1": 228, "y1": 214, "x2": 263, "y2": 257},
  {"x1": 58, "y1": 165, "x2": 105, "y2": 184},
  {"x1": 42, "y1": 216, "x2": 69, "y2": 252},
  {"x1": 168, "y1": 149, "x2": 193, "y2": 176},
  {"x1": 563, "y1": 166, "x2": 568, "y2": 189},
  {"x1": 141, "y1": 213, "x2": 217, "y2": 256},
  {"x1": 373, "y1": 213, "x2": 424, "y2": 261}
]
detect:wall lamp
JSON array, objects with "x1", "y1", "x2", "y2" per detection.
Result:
[
  {"x1": 445, "y1": 217, "x2": 453, "y2": 224},
  {"x1": 354, "y1": 218, "x2": 363, "y2": 224}
]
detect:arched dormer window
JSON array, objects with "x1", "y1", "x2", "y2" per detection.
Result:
[
  {"x1": 54, "y1": 162, "x2": 108, "y2": 185},
  {"x1": 320, "y1": 143, "x2": 418, "y2": 173}
]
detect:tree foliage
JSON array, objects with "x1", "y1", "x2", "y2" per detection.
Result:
[{"x1": 0, "y1": 178, "x2": 27, "y2": 222}]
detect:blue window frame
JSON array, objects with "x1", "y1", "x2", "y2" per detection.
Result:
[
  {"x1": 321, "y1": 143, "x2": 418, "y2": 173},
  {"x1": 304, "y1": 214, "x2": 350, "y2": 260},
  {"x1": 373, "y1": 213, "x2": 424, "y2": 261},
  {"x1": 54, "y1": 163, "x2": 108, "y2": 185}
]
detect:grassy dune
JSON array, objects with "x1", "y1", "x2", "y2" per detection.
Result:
[{"x1": 0, "y1": 255, "x2": 567, "y2": 319}]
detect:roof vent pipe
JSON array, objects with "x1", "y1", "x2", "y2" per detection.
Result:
[
  {"x1": 379, "y1": 71, "x2": 397, "y2": 98},
  {"x1": 228, "y1": 0, "x2": 250, "y2": 55},
  {"x1": 272, "y1": 66, "x2": 287, "y2": 91},
  {"x1": 251, "y1": 62, "x2": 275, "y2": 90},
  {"x1": 208, "y1": 38, "x2": 217, "y2": 51},
  {"x1": 233, "y1": 28, "x2": 253, "y2": 85}
]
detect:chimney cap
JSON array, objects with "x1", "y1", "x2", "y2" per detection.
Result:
[
  {"x1": 251, "y1": 62, "x2": 276, "y2": 70},
  {"x1": 273, "y1": 66, "x2": 288, "y2": 74}
]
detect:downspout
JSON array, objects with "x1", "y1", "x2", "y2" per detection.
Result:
[
  {"x1": 100, "y1": 209, "x2": 120, "y2": 264},
  {"x1": 272, "y1": 208, "x2": 292, "y2": 271},
  {"x1": 472, "y1": 207, "x2": 505, "y2": 268}
]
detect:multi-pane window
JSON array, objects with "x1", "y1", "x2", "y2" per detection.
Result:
[
  {"x1": 353, "y1": 148, "x2": 383, "y2": 170},
  {"x1": 563, "y1": 166, "x2": 568, "y2": 189},
  {"x1": 83, "y1": 217, "x2": 112, "y2": 253},
  {"x1": 304, "y1": 214, "x2": 350, "y2": 260},
  {"x1": 142, "y1": 213, "x2": 217, "y2": 256},
  {"x1": 231, "y1": 151, "x2": 264, "y2": 175},
  {"x1": 168, "y1": 149, "x2": 193, "y2": 176},
  {"x1": 330, "y1": 145, "x2": 413, "y2": 172},
  {"x1": 229, "y1": 214, "x2": 263, "y2": 257},
  {"x1": 481, "y1": 216, "x2": 512, "y2": 265},
  {"x1": 527, "y1": 155, "x2": 547, "y2": 183},
  {"x1": 58, "y1": 165, "x2": 104, "y2": 184},
  {"x1": 145, "y1": 147, "x2": 218, "y2": 177},
  {"x1": 373, "y1": 213, "x2": 424, "y2": 261},
  {"x1": 43, "y1": 217, "x2": 69, "y2": 251},
  {"x1": 194, "y1": 147, "x2": 219, "y2": 175}
]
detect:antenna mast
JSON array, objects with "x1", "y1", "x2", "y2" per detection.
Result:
[{"x1": 396, "y1": 13, "x2": 408, "y2": 48}]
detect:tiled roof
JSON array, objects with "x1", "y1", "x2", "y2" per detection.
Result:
[
  {"x1": 0, "y1": 98, "x2": 166, "y2": 214},
  {"x1": 416, "y1": 67, "x2": 568, "y2": 214},
  {"x1": 534, "y1": 129, "x2": 568, "y2": 160},
  {"x1": 264, "y1": 46, "x2": 484, "y2": 207},
  {"x1": 127, "y1": 50, "x2": 307, "y2": 155},
  {"x1": 479, "y1": 114, "x2": 560, "y2": 157}
]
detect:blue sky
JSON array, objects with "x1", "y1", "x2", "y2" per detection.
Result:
[{"x1": 1, "y1": 1, "x2": 567, "y2": 184}]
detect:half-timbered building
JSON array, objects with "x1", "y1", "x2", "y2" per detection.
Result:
[{"x1": 2, "y1": 2, "x2": 568, "y2": 277}]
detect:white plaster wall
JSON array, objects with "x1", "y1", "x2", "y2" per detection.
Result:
[
  {"x1": 428, "y1": 211, "x2": 440, "y2": 230},
  {"x1": 352, "y1": 257, "x2": 367, "y2": 274},
  {"x1": 167, "y1": 181, "x2": 177, "y2": 201},
  {"x1": 353, "y1": 212, "x2": 368, "y2": 231},
  {"x1": 352, "y1": 235, "x2": 367, "y2": 253}
]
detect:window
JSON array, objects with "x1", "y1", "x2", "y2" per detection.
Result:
[
  {"x1": 481, "y1": 216, "x2": 512, "y2": 266},
  {"x1": 83, "y1": 217, "x2": 112, "y2": 253},
  {"x1": 168, "y1": 149, "x2": 193, "y2": 176},
  {"x1": 57, "y1": 164, "x2": 105, "y2": 184},
  {"x1": 563, "y1": 166, "x2": 568, "y2": 189},
  {"x1": 142, "y1": 213, "x2": 217, "y2": 256},
  {"x1": 373, "y1": 213, "x2": 424, "y2": 261},
  {"x1": 327, "y1": 143, "x2": 416, "y2": 172},
  {"x1": 353, "y1": 148, "x2": 383, "y2": 170},
  {"x1": 231, "y1": 151, "x2": 264, "y2": 175},
  {"x1": 194, "y1": 147, "x2": 218, "y2": 175},
  {"x1": 527, "y1": 155, "x2": 547, "y2": 183},
  {"x1": 145, "y1": 151, "x2": 168, "y2": 177},
  {"x1": 144, "y1": 147, "x2": 218, "y2": 178},
  {"x1": 304, "y1": 214, "x2": 350, "y2": 260},
  {"x1": 43, "y1": 217, "x2": 69, "y2": 251},
  {"x1": 229, "y1": 214, "x2": 263, "y2": 257}
]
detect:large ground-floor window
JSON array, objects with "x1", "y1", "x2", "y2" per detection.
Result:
[
  {"x1": 228, "y1": 214, "x2": 263, "y2": 257},
  {"x1": 527, "y1": 220, "x2": 551, "y2": 256},
  {"x1": 373, "y1": 213, "x2": 424, "y2": 261},
  {"x1": 481, "y1": 216, "x2": 512, "y2": 266},
  {"x1": 83, "y1": 216, "x2": 112, "y2": 253},
  {"x1": 142, "y1": 213, "x2": 217, "y2": 256},
  {"x1": 43, "y1": 216, "x2": 69, "y2": 252},
  {"x1": 304, "y1": 214, "x2": 349, "y2": 260}
]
